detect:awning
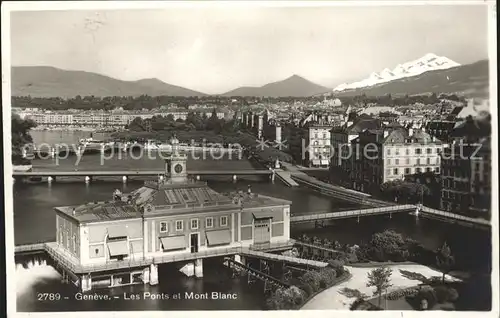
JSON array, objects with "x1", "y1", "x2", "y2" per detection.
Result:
[
  {"x1": 160, "y1": 235, "x2": 186, "y2": 251},
  {"x1": 253, "y1": 211, "x2": 274, "y2": 219},
  {"x1": 206, "y1": 230, "x2": 231, "y2": 246},
  {"x1": 312, "y1": 160, "x2": 321, "y2": 165},
  {"x1": 107, "y1": 226, "x2": 128, "y2": 239},
  {"x1": 107, "y1": 240, "x2": 129, "y2": 257}
]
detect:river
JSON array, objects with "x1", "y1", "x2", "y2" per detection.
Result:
[{"x1": 13, "y1": 131, "x2": 491, "y2": 311}]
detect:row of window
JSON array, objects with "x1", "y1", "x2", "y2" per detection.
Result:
[
  {"x1": 159, "y1": 216, "x2": 228, "y2": 233},
  {"x1": 387, "y1": 157, "x2": 439, "y2": 166},
  {"x1": 386, "y1": 147, "x2": 437, "y2": 156},
  {"x1": 58, "y1": 228, "x2": 77, "y2": 254},
  {"x1": 388, "y1": 166, "x2": 439, "y2": 176},
  {"x1": 313, "y1": 133, "x2": 329, "y2": 139}
]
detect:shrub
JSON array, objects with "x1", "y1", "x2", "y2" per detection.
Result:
[
  {"x1": 328, "y1": 259, "x2": 345, "y2": 276},
  {"x1": 297, "y1": 281, "x2": 313, "y2": 297},
  {"x1": 386, "y1": 287, "x2": 419, "y2": 300},
  {"x1": 266, "y1": 286, "x2": 307, "y2": 309},
  {"x1": 434, "y1": 286, "x2": 459, "y2": 303},
  {"x1": 447, "y1": 288, "x2": 459, "y2": 302},
  {"x1": 318, "y1": 268, "x2": 337, "y2": 288},
  {"x1": 350, "y1": 298, "x2": 365, "y2": 310},
  {"x1": 350, "y1": 298, "x2": 383, "y2": 311},
  {"x1": 414, "y1": 287, "x2": 437, "y2": 310},
  {"x1": 299, "y1": 271, "x2": 322, "y2": 293},
  {"x1": 340, "y1": 287, "x2": 368, "y2": 299}
]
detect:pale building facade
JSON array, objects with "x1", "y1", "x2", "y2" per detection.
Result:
[{"x1": 54, "y1": 139, "x2": 291, "y2": 278}]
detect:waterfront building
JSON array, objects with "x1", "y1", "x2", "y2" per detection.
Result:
[
  {"x1": 306, "y1": 123, "x2": 332, "y2": 167},
  {"x1": 330, "y1": 116, "x2": 382, "y2": 169},
  {"x1": 350, "y1": 127, "x2": 444, "y2": 193},
  {"x1": 440, "y1": 117, "x2": 491, "y2": 218},
  {"x1": 425, "y1": 120, "x2": 457, "y2": 143},
  {"x1": 53, "y1": 137, "x2": 291, "y2": 291}
]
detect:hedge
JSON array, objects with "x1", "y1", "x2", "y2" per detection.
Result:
[{"x1": 266, "y1": 266, "x2": 352, "y2": 310}]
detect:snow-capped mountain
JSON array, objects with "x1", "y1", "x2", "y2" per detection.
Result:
[{"x1": 334, "y1": 53, "x2": 461, "y2": 92}]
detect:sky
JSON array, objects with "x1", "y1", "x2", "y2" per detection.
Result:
[{"x1": 10, "y1": 5, "x2": 490, "y2": 94}]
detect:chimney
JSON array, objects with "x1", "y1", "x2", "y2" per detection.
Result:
[
  {"x1": 408, "y1": 128, "x2": 414, "y2": 137},
  {"x1": 383, "y1": 130, "x2": 389, "y2": 138},
  {"x1": 247, "y1": 185, "x2": 252, "y2": 194},
  {"x1": 72, "y1": 208, "x2": 76, "y2": 216}
]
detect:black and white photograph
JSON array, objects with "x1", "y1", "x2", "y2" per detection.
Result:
[{"x1": 2, "y1": 1, "x2": 498, "y2": 316}]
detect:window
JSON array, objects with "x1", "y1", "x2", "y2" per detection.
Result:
[
  {"x1": 393, "y1": 168, "x2": 399, "y2": 175},
  {"x1": 426, "y1": 167, "x2": 432, "y2": 172},
  {"x1": 427, "y1": 158, "x2": 431, "y2": 165},
  {"x1": 406, "y1": 149, "x2": 410, "y2": 155},
  {"x1": 406, "y1": 158, "x2": 410, "y2": 165},
  {"x1": 314, "y1": 133, "x2": 318, "y2": 139},
  {"x1": 405, "y1": 168, "x2": 410, "y2": 175},
  {"x1": 160, "y1": 222, "x2": 168, "y2": 233},
  {"x1": 415, "y1": 148, "x2": 422, "y2": 154},
  {"x1": 387, "y1": 159, "x2": 391, "y2": 165},
  {"x1": 416, "y1": 168, "x2": 422, "y2": 173},
  {"x1": 175, "y1": 220, "x2": 183, "y2": 231},
  {"x1": 416, "y1": 158, "x2": 420, "y2": 165},
  {"x1": 220, "y1": 216, "x2": 228, "y2": 227},
  {"x1": 426, "y1": 148, "x2": 432, "y2": 154},
  {"x1": 387, "y1": 149, "x2": 391, "y2": 155},
  {"x1": 206, "y1": 217, "x2": 213, "y2": 228},
  {"x1": 323, "y1": 133, "x2": 327, "y2": 139},
  {"x1": 191, "y1": 219, "x2": 199, "y2": 230},
  {"x1": 395, "y1": 149, "x2": 400, "y2": 155},
  {"x1": 395, "y1": 159, "x2": 399, "y2": 165}
]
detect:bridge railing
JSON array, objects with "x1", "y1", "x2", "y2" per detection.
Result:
[
  {"x1": 244, "y1": 250, "x2": 327, "y2": 268},
  {"x1": 291, "y1": 205, "x2": 416, "y2": 222},
  {"x1": 31, "y1": 241, "x2": 296, "y2": 274},
  {"x1": 224, "y1": 257, "x2": 291, "y2": 287},
  {"x1": 420, "y1": 206, "x2": 490, "y2": 225}
]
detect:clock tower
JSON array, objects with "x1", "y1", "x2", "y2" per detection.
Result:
[{"x1": 164, "y1": 136, "x2": 188, "y2": 183}]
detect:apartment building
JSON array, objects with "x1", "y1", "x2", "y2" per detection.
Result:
[
  {"x1": 440, "y1": 117, "x2": 491, "y2": 218},
  {"x1": 330, "y1": 117, "x2": 382, "y2": 169},
  {"x1": 306, "y1": 124, "x2": 332, "y2": 167},
  {"x1": 350, "y1": 127, "x2": 444, "y2": 193}
]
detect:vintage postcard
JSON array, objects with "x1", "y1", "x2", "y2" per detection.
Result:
[{"x1": 2, "y1": 1, "x2": 498, "y2": 317}]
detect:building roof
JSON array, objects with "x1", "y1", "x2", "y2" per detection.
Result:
[
  {"x1": 359, "y1": 106, "x2": 400, "y2": 116},
  {"x1": 55, "y1": 180, "x2": 291, "y2": 224},
  {"x1": 451, "y1": 117, "x2": 491, "y2": 141},
  {"x1": 332, "y1": 117, "x2": 382, "y2": 134},
  {"x1": 55, "y1": 201, "x2": 142, "y2": 223},
  {"x1": 383, "y1": 128, "x2": 441, "y2": 144}
]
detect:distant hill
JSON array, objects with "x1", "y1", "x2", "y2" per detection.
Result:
[
  {"x1": 11, "y1": 66, "x2": 207, "y2": 98},
  {"x1": 335, "y1": 60, "x2": 489, "y2": 99},
  {"x1": 222, "y1": 74, "x2": 331, "y2": 97}
]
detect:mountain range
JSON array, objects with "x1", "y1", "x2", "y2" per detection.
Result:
[
  {"x1": 222, "y1": 75, "x2": 330, "y2": 97},
  {"x1": 335, "y1": 59, "x2": 489, "y2": 99},
  {"x1": 334, "y1": 53, "x2": 461, "y2": 92},
  {"x1": 11, "y1": 55, "x2": 489, "y2": 99},
  {"x1": 11, "y1": 66, "x2": 207, "y2": 98}
]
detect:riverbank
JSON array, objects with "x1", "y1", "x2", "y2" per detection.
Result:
[{"x1": 301, "y1": 264, "x2": 459, "y2": 310}]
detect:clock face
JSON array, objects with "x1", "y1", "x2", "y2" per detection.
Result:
[{"x1": 174, "y1": 164, "x2": 183, "y2": 174}]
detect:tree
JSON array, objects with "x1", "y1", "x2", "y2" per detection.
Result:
[
  {"x1": 436, "y1": 242, "x2": 455, "y2": 284},
  {"x1": 128, "y1": 117, "x2": 148, "y2": 132},
  {"x1": 11, "y1": 114, "x2": 37, "y2": 164},
  {"x1": 366, "y1": 266, "x2": 393, "y2": 308}
]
